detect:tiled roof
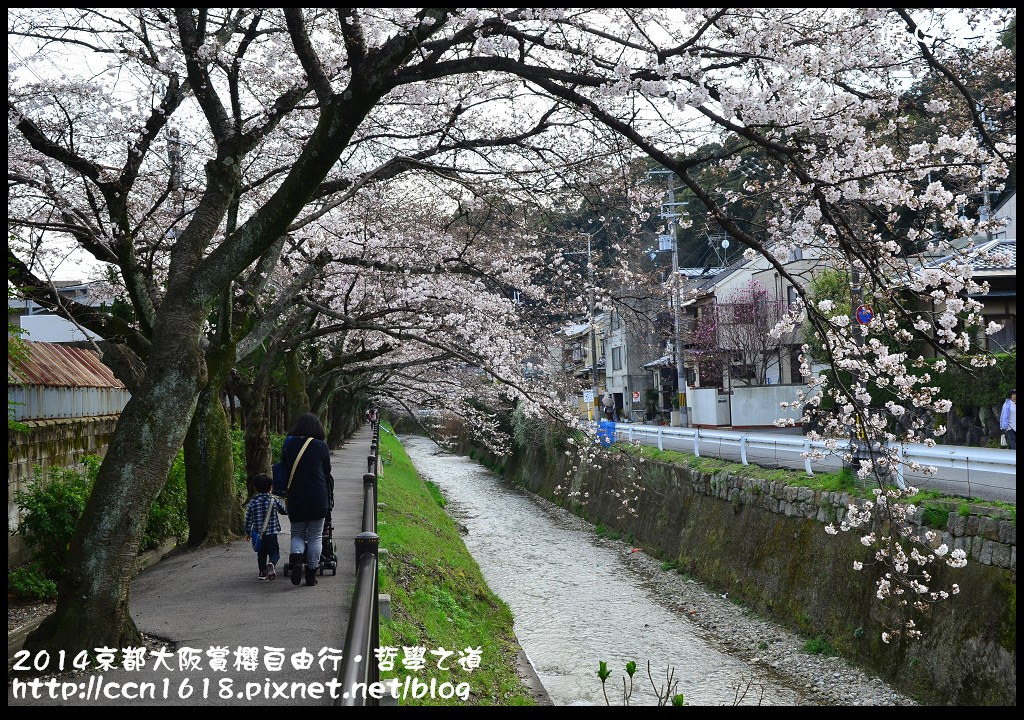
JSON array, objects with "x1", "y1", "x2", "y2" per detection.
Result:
[{"x1": 926, "y1": 239, "x2": 1016, "y2": 272}]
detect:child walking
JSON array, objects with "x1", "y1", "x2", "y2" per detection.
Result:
[{"x1": 244, "y1": 473, "x2": 287, "y2": 580}]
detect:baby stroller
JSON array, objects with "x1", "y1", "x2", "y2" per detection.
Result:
[{"x1": 318, "y1": 512, "x2": 338, "y2": 576}]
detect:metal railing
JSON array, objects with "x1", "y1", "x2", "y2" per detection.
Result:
[
  {"x1": 600, "y1": 422, "x2": 1017, "y2": 501},
  {"x1": 337, "y1": 420, "x2": 381, "y2": 706}
]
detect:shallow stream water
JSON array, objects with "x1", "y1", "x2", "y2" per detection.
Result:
[{"x1": 400, "y1": 436, "x2": 802, "y2": 706}]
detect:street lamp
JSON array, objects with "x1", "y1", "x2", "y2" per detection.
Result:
[{"x1": 648, "y1": 169, "x2": 689, "y2": 428}]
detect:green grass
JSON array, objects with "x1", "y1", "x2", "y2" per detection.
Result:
[
  {"x1": 376, "y1": 425, "x2": 534, "y2": 706},
  {"x1": 921, "y1": 503, "x2": 952, "y2": 529},
  {"x1": 803, "y1": 636, "x2": 838, "y2": 656},
  {"x1": 425, "y1": 480, "x2": 447, "y2": 509},
  {"x1": 619, "y1": 443, "x2": 1016, "y2": 514}
]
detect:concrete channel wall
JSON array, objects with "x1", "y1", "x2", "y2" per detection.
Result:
[{"x1": 489, "y1": 441, "x2": 1016, "y2": 706}]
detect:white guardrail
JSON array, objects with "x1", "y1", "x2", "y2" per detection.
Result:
[{"x1": 599, "y1": 423, "x2": 1017, "y2": 490}]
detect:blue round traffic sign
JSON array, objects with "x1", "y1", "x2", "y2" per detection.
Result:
[{"x1": 855, "y1": 304, "x2": 874, "y2": 325}]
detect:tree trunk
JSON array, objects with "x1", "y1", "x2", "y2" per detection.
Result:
[
  {"x1": 243, "y1": 387, "x2": 273, "y2": 483},
  {"x1": 25, "y1": 304, "x2": 208, "y2": 656},
  {"x1": 183, "y1": 344, "x2": 243, "y2": 547},
  {"x1": 327, "y1": 391, "x2": 347, "y2": 449},
  {"x1": 285, "y1": 349, "x2": 310, "y2": 429}
]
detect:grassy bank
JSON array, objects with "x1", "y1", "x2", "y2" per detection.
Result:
[
  {"x1": 617, "y1": 443, "x2": 1015, "y2": 524},
  {"x1": 375, "y1": 426, "x2": 534, "y2": 706}
]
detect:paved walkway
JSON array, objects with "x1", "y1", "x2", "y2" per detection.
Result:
[{"x1": 9, "y1": 425, "x2": 374, "y2": 706}]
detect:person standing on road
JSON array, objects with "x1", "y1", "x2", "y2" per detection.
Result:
[
  {"x1": 999, "y1": 389, "x2": 1016, "y2": 450},
  {"x1": 282, "y1": 413, "x2": 334, "y2": 586}
]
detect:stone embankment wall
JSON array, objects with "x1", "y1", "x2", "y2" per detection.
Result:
[
  {"x1": 494, "y1": 442, "x2": 1015, "y2": 706},
  {"x1": 7, "y1": 416, "x2": 119, "y2": 567}
]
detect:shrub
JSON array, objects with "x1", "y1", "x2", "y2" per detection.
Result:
[
  {"x1": 13, "y1": 462, "x2": 94, "y2": 579},
  {"x1": 921, "y1": 503, "x2": 951, "y2": 529},
  {"x1": 803, "y1": 636, "x2": 837, "y2": 656},
  {"x1": 14, "y1": 451, "x2": 191, "y2": 584},
  {"x1": 141, "y1": 450, "x2": 188, "y2": 550},
  {"x1": 9, "y1": 562, "x2": 58, "y2": 601}
]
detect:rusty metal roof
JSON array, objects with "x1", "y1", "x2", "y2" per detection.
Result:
[{"x1": 8, "y1": 341, "x2": 126, "y2": 388}]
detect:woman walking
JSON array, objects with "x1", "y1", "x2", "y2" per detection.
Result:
[{"x1": 281, "y1": 413, "x2": 334, "y2": 586}]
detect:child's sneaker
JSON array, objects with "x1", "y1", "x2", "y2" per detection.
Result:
[{"x1": 265, "y1": 562, "x2": 276, "y2": 581}]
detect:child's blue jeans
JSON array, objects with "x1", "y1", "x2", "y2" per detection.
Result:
[{"x1": 257, "y1": 533, "x2": 281, "y2": 571}]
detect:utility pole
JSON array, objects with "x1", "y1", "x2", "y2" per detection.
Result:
[
  {"x1": 650, "y1": 171, "x2": 690, "y2": 428},
  {"x1": 585, "y1": 233, "x2": 600, "y2": 421}
]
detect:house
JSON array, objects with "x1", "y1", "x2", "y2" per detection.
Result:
[
  {"x1": 602, "y1": 306, "x2": 660, "y2": 422},
  {"x1": 8, "y1": 280, "x2": 113, "y2": 343},
  {"x1": 561, "y1": 314, "x2": 607, "y2": 418},
  {"x1": 921, "y1": 237, "x2": 1016, "y2": 353}
]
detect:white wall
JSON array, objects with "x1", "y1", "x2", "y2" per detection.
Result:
[
  {"x1": 689, "y1": 387, "x2": 730, "y2": 426},
  {"x1": 20, "y1": 314, "x2": 100, "y2": 343},
  {"x1": 731, "y1": 385, "x2": 818, "y2": 427}
]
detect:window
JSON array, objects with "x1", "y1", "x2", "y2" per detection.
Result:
[
  {"x1": 610, "y1": 310, "x2": 621, "y2": 330},
  {"x1": 612, "y1": 346, "x2": 623, "y2": 371},
  {"x1": 789, "y1": 346, "x2": 805, "y2": 383},
  {"x1": 787, "y1": 285, "x2": 798, "y2": 310}
]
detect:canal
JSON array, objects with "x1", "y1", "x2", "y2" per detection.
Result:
[{"x1": 400, "y1": 435, "x2": 805, "y2": 706}]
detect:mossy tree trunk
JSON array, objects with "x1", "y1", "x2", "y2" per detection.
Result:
[{"x1": 183, "y1": 340, "x2": 243, "y2": 546}]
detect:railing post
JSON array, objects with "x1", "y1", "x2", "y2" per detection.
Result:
[
  {"x1": 363, "y1": 473, "x2": 378, "y2": 530},
  {"x1": 803, "y1": 436, "x2": 813, "y2": 477},
  {"x1": 627, "y1": 425, "x2": 634, "y2": 443},
  {"x1": 657, "y1": 427, "x2": 663, "y2": 451},
  {"x1": 354, "y1": 530, "x2": 379, "y2": 565},
  {"x1": 740, "y1": 434, "x2": 748, "y2": 465},
  {"x1": 693, "y1": 427, "x2": 700, "y2": 458},
  {"x1": 368, "y1": 454, "x2": 377, "y2": 476}
]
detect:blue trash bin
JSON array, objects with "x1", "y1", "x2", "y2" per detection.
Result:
[{"x1": 597, "y1": 420, "x2": 616, "y2": 447}]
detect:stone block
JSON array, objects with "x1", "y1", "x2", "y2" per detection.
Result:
[
  {"x1": 1011, "y1": 546, "x2": 1016, "y2": 571},
  {"x1": 979, "y1": 540, "x2": 994, "y2": 565},
  {"x1": 941, "y1": 532, "x2": 954, "y2": 551},
  {"x1": 971, "y1": 535, "x2": 984, "y2": 561},
  {"x1": 989, "y1": 542, "x2": 1012, "y2": 569},
  {"x1": 379, "y1": 593, "x2": 392, "y2": 621},
  {"x1": 953, "y1": 536, "x2": 970, "y2": 553},
  {"x1": 947, "y1": 514, "x2": 967, "y2": 536},
  {"x1": 816, "y1": 507, "x2": 828, "y2": 523},
  {"x1": 997, "y1": 521, "x2": 1015, "y2": 546},
  {"x1": 796, "y1": 487, "x2": 812, "y2": 502},
  {"x1": 979, "y1": 517, "x2": 1001, "y2": 541},
  {"x1": 965, "y1": 515, "x2": 980, "y2": 537}
]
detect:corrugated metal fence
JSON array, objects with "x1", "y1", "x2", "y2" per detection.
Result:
[{"x1": 8, "y1": 341, "x2": 130, "y2": 420}]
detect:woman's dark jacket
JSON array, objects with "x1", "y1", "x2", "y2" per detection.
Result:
[{"x1": 280, "y1": 435, "x2": 333, "y2": 522}]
